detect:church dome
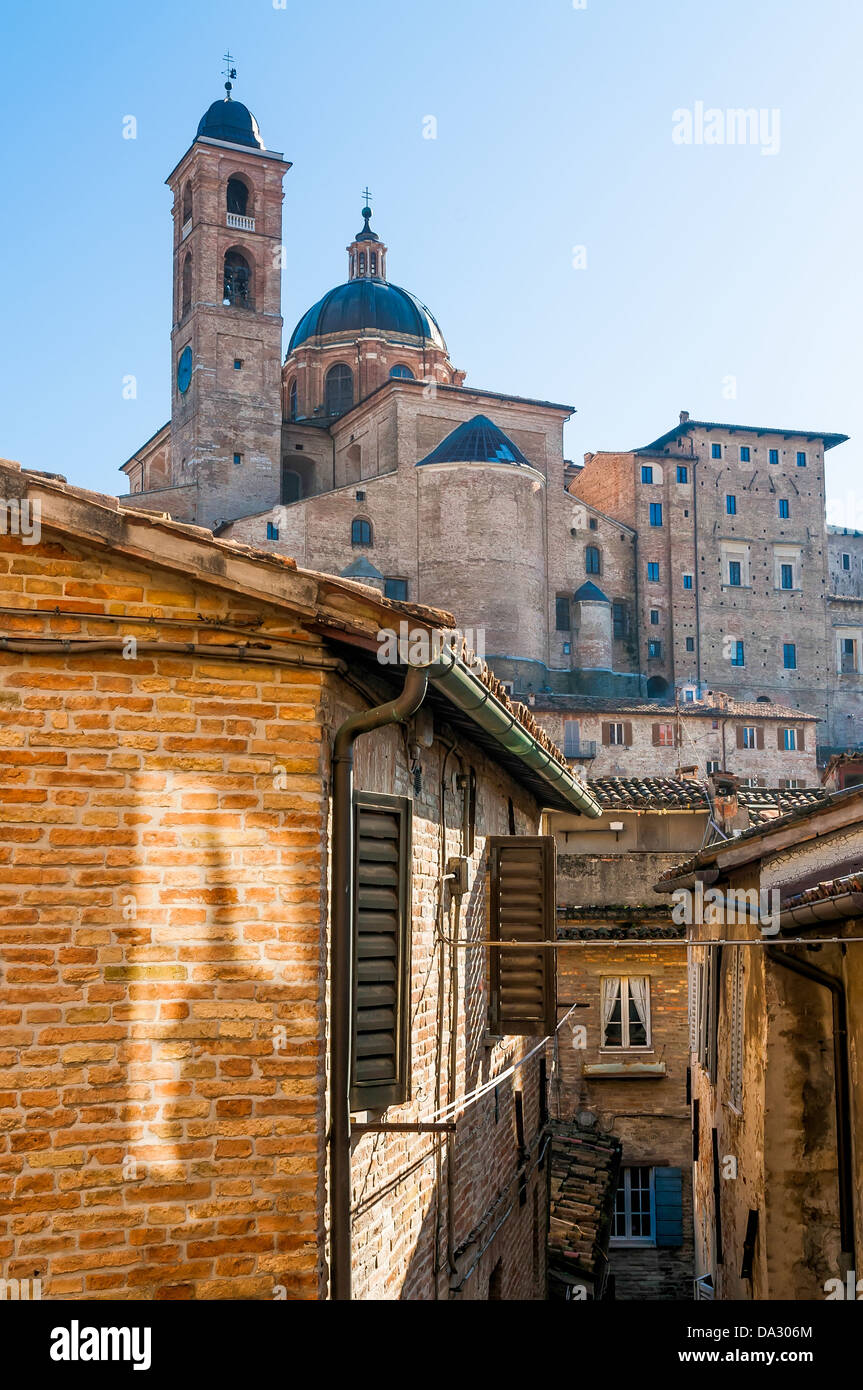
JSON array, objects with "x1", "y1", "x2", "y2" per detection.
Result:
[
  {"x1": 288, "y1": 279, "x2": 446, "y2": 353},
  {"x1": 197, "y1": 97, "x2": 265, "y2": 150}
]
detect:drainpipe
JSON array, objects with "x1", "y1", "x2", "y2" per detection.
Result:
[
  {"x1": 765, "y1": 947, "x2": 854, "y2": 1263},
  {"x1": 329, "y1": 665, "x2": 429, "y2": 1301}
]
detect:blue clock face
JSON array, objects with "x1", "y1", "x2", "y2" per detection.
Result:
[{"x1": 177, "y1": 345, "x2": 193, "y2": 394}]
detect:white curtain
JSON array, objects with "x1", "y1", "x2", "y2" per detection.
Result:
[
  {"x1": 628, "y1": 976, "x2": 649, "y2": 1032},
  {"x1": 601, "y1": 977, "x2": 620, "y2": 1038}
]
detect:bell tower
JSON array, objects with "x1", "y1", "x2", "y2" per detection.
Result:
[{"x1": 166, "y1": 61, "x2": 291, "y2": 526}]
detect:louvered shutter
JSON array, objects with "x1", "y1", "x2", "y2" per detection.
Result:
[
  {"x1": 736, "y1": 726, "x2": 745, "y2": 749},
  {"x1": 654, "y1": 1167, "x2": 684, "y2": 1247},
  {"x1": 351, "y1": 793, "x2": 411, "y2": 1110},
  {"x1": 798, "y1": 726, "x2": 805, "y2": 750},
  {"x1": 756, "y1": 727, "x2": 764, "y2": 750},
  {"x1": 602, "y1": 723, "x2": 612, "y2": 746},
  {"x1": 652, "y1": 723, "x2": 660, "y2": 746},
  {"x1": 623, "y1": 722, "x2": 633, "y2": 747},
  {"x1": 488, "y1": 836, "x2": 556, "y2": 1036}
]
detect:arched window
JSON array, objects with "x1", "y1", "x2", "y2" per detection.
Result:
[
  {"x1": 351, "y1": 517, "x2": 373, "y2": 546},
  {"x1": 182, "y1": 183, "x2": 192, "y2": 225},
  {"x1": 181, "y1": 253, "x2": 192, "y2": 315},
  {"x1": 288, "y1": 378, "x2": 298, "y2": 420},
  {"x1": 585, "y1": 545, "x2": 601, "y2": 575},
  {"x1": 358, "y1": 252, "x2": 366, "y2": 275},
  {"x1": 370, "y1": 252, "x2": 377, "y2": 275},
  {"x1": 223, "y1": 250, "x2": 252, "y2": 307},
  {"x1": 226, "y1": 177, "x2": 249, "y2": 216},
  {"x1": 281, "y1": 465, "x2": 302, "y2": 504},
  {"x1": 325, "y1": 363, "x2": 353, "y2": 416},
  {"x1": 389, "y1": 364, "x2": 415, "y2": 379}
]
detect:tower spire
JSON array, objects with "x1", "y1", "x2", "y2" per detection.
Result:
[{"x1": 347, "y1": 195, "x2": 386, "y2": 281}]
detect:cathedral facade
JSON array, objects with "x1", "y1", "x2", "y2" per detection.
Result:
[{"x1": 121, "y1": 84, "x2": 861, "y2": 756}]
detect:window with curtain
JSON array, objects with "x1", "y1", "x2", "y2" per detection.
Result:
[{"x1": 601, "y1": 976, "x2": 650, "y2": 1048}]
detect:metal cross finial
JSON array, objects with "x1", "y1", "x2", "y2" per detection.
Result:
[
  {"x1": 222, "y1": 51, "x2": 237, "y2": 93},
  {"x1": 362, "y1": 187, "x2": 373, "y2": 210}
]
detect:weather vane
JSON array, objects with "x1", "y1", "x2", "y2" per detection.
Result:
[{"x1": 222, "y1": 51, "x2": 237, "y2": 96}]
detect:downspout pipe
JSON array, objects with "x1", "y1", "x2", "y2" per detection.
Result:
[
  {"x1": 765, "y1": 947, "x2": 854, "y2": 1262},
  {"x1": 329, "y1": 665, "x2": 429, "y2": 1301}
]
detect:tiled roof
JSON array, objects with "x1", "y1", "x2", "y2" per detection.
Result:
[
  {"x1": 784, "y1": 871, "x2": 863, "y2": 908},
  {"x1": 531, "y1": 693, "x2": 819, "y2": 721},
  {"x1": 547, "y1": 1123, "x2": 621, "y2": 1298},
  {"x1": 737, "y1": 786, "x2": 828, "y2": 824},
  {"x1": 640, "y1": 417, "x2": 848, "y2": 453},
  {"x1": 588, "y1": 776, "x2": 709, "y2": 810}
]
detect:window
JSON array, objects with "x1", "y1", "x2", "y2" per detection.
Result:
[
  {"x1": 181, "y1": 252, "x2": 192, "y2": 315},
  {"x1": 612, "y1": 601, "x2": 627, "y2": 639},
  {"x1": 782, "y1": 727, "x2": 798, "y2": 750},
  {"x1": 351, "y1": 517, "x2": 373, "y2": 546},
  {"x1": 796, "y1": 451, "x2": 807, "y2": 467},
  {"x1": 223, "y1": 249, "x2": 251, "y2": 307},
  {"x1": 389, "y1": 363, "x2": 414, "y2": 379},
  {"x1": 677, "y1": 465, "x2": 688, "y2": 483},
  {"x1": 778, "y1": 498, "x2": 789, "y2": 519},
  {"x1": 729, "y1": 948, "x2": 744, "y2": 1111},
  {"x1": 555, "y1": 595, "x2": 571, "y2": 631},
  {"x1": 711, "y1": 443, "x2": 722, "y2": 459},
  {"x1": 741, "y1": 725, "x2": 756, "y2": 749},
  {"x1": 226, "y1": 177, "x2": 249, "y2": 216},
  {"x1": 602, "y1": 976, "x2": 650, "y2": 1048},
  {"x1": 841, "y1": 637, "x2": 857, "y2": 673},
  {"x1": 731, "y1": 641, "x2": 745, "y2": 667},
  {"x1": 649, "y1": 502, "x2": 663, "y2": 527},
  {"x1": 603, "y1": 721, "x2": 630, "y2": 746},
  {"x1": 653, "y1": 722, "x2": 674, "y2": 747},
  {"x1": 233, "y1": 358, "x2": 243, "y2": 370},
  {"x1": 650, "y1": 609, "x2": 660, "y2": 625},
  {"x1": 488, "y1": 837, "x2": 556, "y2": 1035},
  {"x1": 683, "y1": 573, "x2": 693, "y2": 590},
  {"x1": 370, "y1": 252, "x2": 377, "y2": 275},
  {"x1": 325, "y1": 363, "x2": 354, "y2": 416},
  {"x1": 683, "y1": 687, "x2": 695, "y2": 702},
  {"x1": 351, "y1": 792, "x2": 411, "y2": 1108},
  {"x1": 233, "y1": 452, "x2": 242, "y2": 466},
  {"x1": 383, "y1": 578, "x2": 408, "y2": 601},
  {"x1": 358, "y1": 252, "x2": 366, "y2": 274},
  {"x1": 842, "y1": 553, "x2": 851, "y2": 571},
  {"x1": 612, "y1": 1167, "x2": 655, "y2": 1244},
  {"x1": 585, "y1": 545, "x2": 601, "y2": 575},
  {"x1": 648, "y1": 640, "x2": 662, "y2": 659},
  {"x1": 783, "y1": 643, "x2": 797, "y2": 670},
  {"x1": 739, "y1": 446, "x2": 750, "y2": 462},
  {"x1": 769, "y1": 448, "x2": 779, "y2": 465},
  {"x1": 685, "y1": 636, "x2": 695, "y2": 652},
  {"x1": 780, "y1": 563, "x2": 793, "y2": 590},
  {"x1": 726, "y1": 494, "x2": 737, "y2": 516},
  {"x1": 647, "y1": 562, "x2": 660, "y2": 582},
  {"x1": 266, "y1": 522, "x2": 279, "y2": 541},
  {"x1": 288, "y1": 378, "x2": 298, "y2": 420},
  {"x1": 641, "y1": 465, "x2": 653, "y2": 483},
  {"x1": 563, "y1": 720, "x2": 582, "y2": 757},
  {"x1": 728, "y1": 560, "x2": 741, "y2": 586},
  {"x1": 706, "y1": 759, "x2": 720, "y2": 774},
  {"x1": 182, "y1": 182, "x2": 193, "y2": 224},
  {"x1": 589, "y1": 517, "x2": 598, "y2": 530}
]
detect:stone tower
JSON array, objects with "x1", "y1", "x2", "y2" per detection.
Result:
[{"x1": 166, "y1": 78, "x2": 290, "y2": 526}]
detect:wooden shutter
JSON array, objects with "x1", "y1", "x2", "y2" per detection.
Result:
[
  {"x1": 351, "y1": 792, "x2": 411, "y2": 1110},
  {"x1": 652, "y1": 723, "x2": 660, "y2": 746},
  {"x1": 601, "y1": 722, "x2": 611, "y2": 746},
  {"x1": 736, "y1": 726, "x2": 745, "y2": 749},
  {"x1": 777, "y1": 728, "x2": 785, "y2": 751},
  {"x1": 488, "y1": 836, "x2": 556, "y2": 1036},
  {"x1": 623, "y1": 722, "x2": 633, "y2": 747},
  {"x1": 798, "y1": 726, "x2": 806, "y2": 750},
  {"x1": 756, "y1": 727, "x2": 764, "y2": 750},
  {"x1": 654, "y1": 1167, "x2": 684, "y2": 1247}
]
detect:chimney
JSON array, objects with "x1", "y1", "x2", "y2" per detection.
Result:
[
  {"x1": 679, "y1": 410, "x2": 690, "y2": 423},
  {"x1": 708, "y1": 771, "x2": 744, "y2": 832},
  {"x1": 675, "y1": 765, "x2": 700, "y2": 782}
]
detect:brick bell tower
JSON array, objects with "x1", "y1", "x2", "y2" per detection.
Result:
[{"x1": 166, "y1": 62, "x2": 290, "y2": 526}]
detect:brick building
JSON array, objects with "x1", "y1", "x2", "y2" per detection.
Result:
[{"x1": 0, "y1": 457, "x2": 603, "y2": 1301}]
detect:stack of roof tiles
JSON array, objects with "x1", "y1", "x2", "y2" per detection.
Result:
[
  {"x1": 547, "y1": 1122, "x2": 622, "y2": 1299},
  {"x1": 737, "y1": 785, "x2": 827, "y2": 824}
]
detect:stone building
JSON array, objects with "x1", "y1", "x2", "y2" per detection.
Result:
[
  {"x1": 0, "y1": 457, "x2": 603, "y2": 1301},
  {"x1": 826, "y1": 525, "x2": 863, "y2": 756},
  {"x1": 655, "y1": 785, "x2": 863, "y2": 1300}
]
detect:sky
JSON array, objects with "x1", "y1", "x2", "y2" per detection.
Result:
[{"x1": 2, "y1": 0, "x2": 861, "y2": 519}]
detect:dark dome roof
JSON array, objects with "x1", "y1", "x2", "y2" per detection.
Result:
[
  {"x1": 573, "y1": 580, "x2": 610, "y2": 603},
  {"x1": 288, "y1": 279, "x2": 446, "y2": 353},
  {"x1": 417, "y1": 415, "x2": 532, "y2": 468},
  {"x1": 197, "y1": 98, "x2": 264, "y2": 150}
]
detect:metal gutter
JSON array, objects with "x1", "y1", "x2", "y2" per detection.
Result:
[{"x1": 780, "y1": 892, "x2": 863, "y2": 929}]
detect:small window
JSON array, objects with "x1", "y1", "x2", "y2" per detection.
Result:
[
  {"x1": 288, "y1": 378, "x2": 298, "y2": 420},
  {"x1": 731, "y1": 640, "x2": 745, "y2": 667},
  {"x1": 650, "y1": 609, "x2": 660, "y2": 625},
  {"x1": 384, "y1": 578, "x2": 408, "y2": 601},
  {"x1": 358, "y1": 252, "x2": 366, "y2": 274},
  {"x1": 677, "y1": 465, "x2": 688, "y2": 483},
  {"x1": 741, "y1": 725, "x2": 756, "y2": 749},
  {"x1": 647, "y1": 562, "x2": 660, "y2": 582},
  {"x1": 181, "y1": 252, "x2": 192, "y2": 315},
  {"x1": 612, "y1": 601, "x2": 626, "y2": 639},
  {"x1": 783, "y1": 726, "x2": 798, "y2": 750},
  {"x1": 648, "y1": 639, "x2": 662, "y2": 659},
  {"x1": 780, "y1": 563, "x2": 793, "y2": 590},
  {"x1": 602, "y1": 977, "x2": 650, "y2": 1049},
  {"x1": 585, "y1": 545, "x2": 601, "y2": 575},
  {"x1": 266, "y1": 522, "x2": 279, "y2": 541},
  {"x1": 555, "y1": 595, "x2": 571, "y2": 631},
  {"x1": 223, "y1": 249, "x2": 251, "y2": 307},
  {"x1": 182, "y1": 182, "x2": 193, "y2": 224},
  {"x1": 351, "y1": 517, "x2": 373, "y2": 546},
  {"x1": 796, "y1": 451, "x2": 807, "y2": 467},
  {"x1": 589, "y1": 517, "x2": 598, "y2": 531},
  {"x1": 370, "y1": 252, "x2": 377, "y2": 275},
  {"x1": 739, "y1": 446, "x2": 750, "y2": 462},
  {"x1": 778, "y1": 498, "x2": 789, "y2": 519},
  {"x1": 641, "y1": 465, "x2": 653, "y2": 483},
  {"x1": 612, "y1": 1166, "x2": 655, "y2": 1245},
  {"x1": 842, "y1": 553, "x2": 851, "y2": 571},
  {"x1": 728, "y1": 560, "x2": 741, "y2": 586},
  {"x1": 604, "y1": 721, "x2": 630, "y2": 747},
  {"x1": 654, "y1": 722, "x2": 674, "y2": 747},
  {"x1": 683, "y1": 573, "x2": 693, "y2": 590},
  {"x1": 706, "y1": 759, "x2": 720, "y2": 774},
  {"x1": 233, "y1": 358, "x2": 243, "y2": 370},
  {"x1": 841, "y1": 637, "x2": 857, "y2": 673},
  {"x1": 726, "y1": 494, "x2": 737, "y2": 515},
  {"x1": 563, "y1": 720, "x2": 582, "y2": 757},
  {"x1": 769, "y1": 448, "x2": 779, "y2": 465},
  {"x1": 233, "y1": 452, "x2": 242, "y2": 466},
  {"x1": 649, "y1": 502, "x2": 663, "y2": 527},
  {"x1": 711, "y1": 443, "x2": 722, "y2": 459},
  {"x1": 226, "y1": 177, "x2": 249, "y2": 216},
  {"x1": 783, "y1": 642, "x2": 797, "y2": 670},
  {"x1": 685, "y1": 636, "x2": 695, "y2": 652},
  {"x1": 389, "y1": 364, "x2": 415, "y2": 379}
]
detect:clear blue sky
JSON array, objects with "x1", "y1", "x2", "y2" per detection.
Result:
[{"x1": 2, "y1": 0, "x2": 861, "y2": 515}]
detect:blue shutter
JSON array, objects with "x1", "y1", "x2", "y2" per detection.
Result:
[{"x1": 654, "y1": 1167, "x2": 684, "y2": 1247}]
